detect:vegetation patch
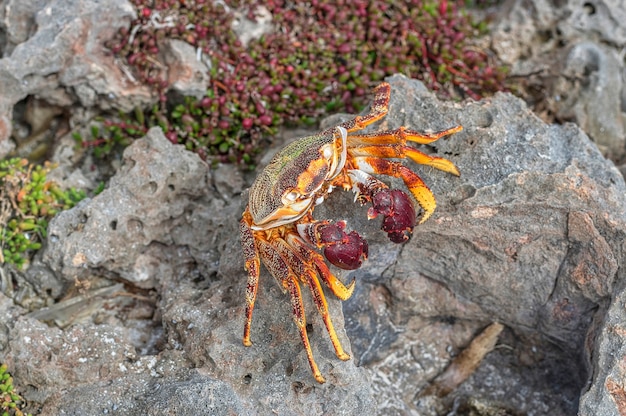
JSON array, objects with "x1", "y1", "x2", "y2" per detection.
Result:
[
  {"x1": 79, "y1": 0, "x2": 507, "y2": 167},
  {"x1": 0, "y1": 158, "x2": 85, "y2": 269}
]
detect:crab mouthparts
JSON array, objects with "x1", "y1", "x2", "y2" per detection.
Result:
[{"x1": 250, "y1": 198, "x2": 314, "y2": 230}]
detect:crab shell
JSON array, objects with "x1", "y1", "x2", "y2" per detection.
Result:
[{"x1": 248, "y1": 126, "x2": 348, "y2": 230}]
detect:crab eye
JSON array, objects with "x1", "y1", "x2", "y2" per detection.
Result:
[
  {"x1": 284, "y1": 190, "x2": 300, "y2": 202},
  {"x1": 321, "y1": 144, "x2": 333, "y2": 160}
]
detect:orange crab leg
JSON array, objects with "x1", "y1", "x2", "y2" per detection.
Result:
[
  {"x1": 240, "y1": 212, "x2": 261, "y2": 347},
  {"x1": 302, "y1": 268, "x2": 351, "y2": 361},
  {"x1": 288, "y1": 234, "x2": 355, "y2": 300},
  {"x1": 353, "y1": 156, "x2": 438, "y2": 224},
  {"x1": 285, "y1": 274, "x2": 325, "y2": 383},
  {"x1": 333, "y1": 82, "x2": 391, "y2": 133},
  {"x1": 346, "y1": 125, "x2": 463, "y2": 145},
  {"x1": 348, "y1": 144, "x2": 459, "y2": 176},
  {"x1": 344, "y1": 124, "x2": 462, "y2": 176},
  {"x1": 257, "y1": 238, "x2": 325, "y2": 383},
  {"x1": 274, "y1": 235, "x2": 351, "y2": 361}
]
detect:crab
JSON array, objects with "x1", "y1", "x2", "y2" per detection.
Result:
[{"x1": 240, "y1": 82, "x2": 462, "y2": 383}]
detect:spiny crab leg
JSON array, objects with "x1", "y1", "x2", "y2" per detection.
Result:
[
  {"x1": 241, "y1": 211, "x2": 354, "y2": 382},
  {"x1": 346, "y1": 126, "x2": 462, "y2": 176},
  {"x1": 274, "y1": 235, "x2": 351, "y2": 362},
  {"x1": 347, "y1": 125, "x2": 463, "y2": 145},
  {"x1": 285, "y1": 273, "x2": 325, "y2": 383},
  {"x1": 254, "y1": 237, "x2": 325, "y2": 383},
  {"x1": 240, "y1": 214, "x2": 261, "y2": 347},
  {"x1": 330, "y1": 82, "x2": 392, "y2": 134}
]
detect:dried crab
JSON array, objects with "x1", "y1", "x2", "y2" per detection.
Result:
[{"x1": 240, "y1": 82, "x2": 462, "y2": 383}]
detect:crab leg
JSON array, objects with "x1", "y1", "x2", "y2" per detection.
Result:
[
  {"x1": 278, "y1": 234, "x2": 351, "y2": 361},
  {"x1": 288, "y1": 234, "x2": 356, "y2": 300},
  {"x1": 257, "y1": 238, "x2": 326, "y2": 383},
  {"x1": 285, "y1": 274, "x2": 325, "y2": 383},
  {"x1": 331, "y1": 82, "x2": 391, "y2": 133},
  {"x1": 347, "y1": 125, "x2": 463, "y2": 145},
  {"x1": 348, "y1": 144, "x2": 459, "y2": 176},
  {"x1": 302, "y1": 269, "x2": 351, "y2": 361},
  {"x1": 240, "y1": 212, "x2": 261, "y2": 347},
  {"x1": 345, "y1": 125, "x2": 462, "y2": 176},
  {"x1": 353, "y1": 157, "x2": 439, "y2": 224}
]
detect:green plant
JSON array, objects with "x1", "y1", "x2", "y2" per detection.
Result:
[
  {"x1": 0, "y1": 158, "x2": 86, "y2": 269},
  {"x1": 82, "y1": 0, "x2": 508, "y2": 168},
  {"x1": 0, "y1": 363, "x2": 31, "y2": 416}
]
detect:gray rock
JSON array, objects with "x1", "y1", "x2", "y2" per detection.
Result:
[
  {"x1": 161, "y1": 39, "x2": 211, "y2": 100},
  {"x1": 0, "y1": 0, "x2": 149, "y2": 157},
  {"x1": 579, "y1": 279, "x2": 626, "y2": 415},
  {"x1": 490, "y1": 0, "x2": 558, "y2": 67},
  {"x1": 231, "y1": 5, "x2": 273, "y2": 48},
  {"x1": 560, "y1": 0, "x2": 626, "y2": 46},
  {"x1": 3, "y1": 76, "x2": 626, "y2": 414},
  {"x1": 39, "y1": 371, "x2": 241, "y2": 416},
  {"x1": 490, "y1": 0, "x2": 626, "y2": 161},
  {"x1": 43, "y1": 127, "x2": 214, "y2": 287},
  {"x1": 0, "y1": 0, "x2": 49, "y2": 54},
  {"x1": 552, "y1": 42, "x2": 624, "y2": 160}
]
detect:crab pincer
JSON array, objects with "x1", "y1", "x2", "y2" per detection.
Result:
[
  {"x1": 369, "y1": 189, "x2": 417, "y2": 243},
  {"x1": 298, "y1": 221, "x2": 368, "y2": 270}
]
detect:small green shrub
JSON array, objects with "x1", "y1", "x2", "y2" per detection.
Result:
[
  {"x1": 0, "y1": 158, "x2": 86, "y2": 269},
  {"x1": 0, "y1": 363, "x2": 31, "y2": 416}
]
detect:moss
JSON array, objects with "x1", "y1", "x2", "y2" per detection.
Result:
[
  {"x1": 0, "y1": 363, "x2": 32, "y2": 416},
  {"x1": 0, "y1": 158, "x2": 86, "y2": 269}
]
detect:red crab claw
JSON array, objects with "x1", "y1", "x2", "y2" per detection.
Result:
[
  {"x1": 298, "y1": 221, "x2": 369, "y2": 270},
  {"x1": 368, "y1": 189, "x2": 416, "y2": 243}
]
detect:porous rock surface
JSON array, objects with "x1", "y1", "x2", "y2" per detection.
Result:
[
  {"x1": 491, "y1": 0, "x2": 626, "y2": 161},
  {"x1": 6, "y1": 126, "x2": 375, "y2": 415},
  {"x1": 0, "y1": 0, "x2": 211, "y2": 160},
  {"x1": 1, "y1": 0, "x2": 626, "y2": 414},
  {"x1": 1, "y1": 76, "x2": 626, "y2": 414}
]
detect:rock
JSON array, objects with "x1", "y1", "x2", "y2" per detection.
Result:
[
  {"x1": 0, "y1": 0, "x2": 151, "y2": 158},
  {"x1": 579, "y1": 280, "x2": 626, "y2": 415},
  {"x1": 3, "y1": 76, "x2": 626, "y2": 414},
  {"x1": 42, "y1": 127, "x2": 214, "y2": 287},
  {"x1": 490, "y1": 0, "x2": 626, "y2": 161},
  {"x1": 552, "y1": 42, "x2": 624, "y2": 159},
  {"x1": 161, "y1": 39, "x2": 210, "y2": 100},
  {"x1": 490, "y1": 0, "x2": 558, "y2": 66},
  {"x1": 0, "y1": 113, "x2": 12, "y2": 156},
  {"x1": 231, "y1": 5, "x2": 273, "y2": 48},
  {"x1": 0, "y1": 292, "x2": 23, "y2": 351},
  {"x1": 0, "y1": 0, "x2": 49, "y2": 54},
  {"x1": 41, "y1": 371, "x2": 254, "y2": 415},
  {"x1": 560, "y1": 0, "x2": 626, "y2": 46}
]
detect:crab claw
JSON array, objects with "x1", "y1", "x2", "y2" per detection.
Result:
[
  {"x1": 322, "y1": 228, "x2": 369, "y2": 270},
  {"x1": 368, "y1": 189, "x2": 416, "y2": 243},
  {"x1": 298, "y1": 221, "x2": 368, "y2": 270}
]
